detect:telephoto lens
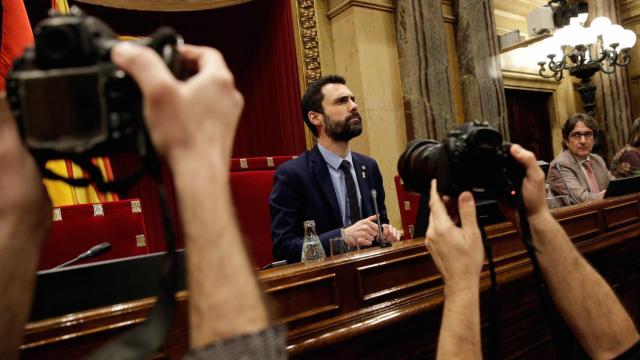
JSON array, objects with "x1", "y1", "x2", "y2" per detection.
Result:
[{"x1": 397, "y1": 120, "x2": 525, "y2": 203}]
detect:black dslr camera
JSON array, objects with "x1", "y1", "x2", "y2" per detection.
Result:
[
  {"x1": 6, "y1": 7, "x2": 182, "y2": 164},
  {"x1": 397, "y1": 120, "x2": 525, "y2": 203}
]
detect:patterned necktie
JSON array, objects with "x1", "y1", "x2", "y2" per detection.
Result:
[
  {"x1": 339, "y1": 160, "x2": 361, "y2": 226},
  {"x1": 583, "y1": 159, "x2": 600, "y2": 193}
]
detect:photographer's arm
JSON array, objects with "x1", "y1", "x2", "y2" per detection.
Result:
[
  {"x1": 426, "y1": 180, "x2": 484, "y2": 360},
  {"x1": 0, "y1": 99, "x2": 51, "y2": 360},
  {"x1": 112, "y1": 44, "x2": 273, "y2": 350},
  {"x1": 511, "y1": 145, "x2": 639, "y2": 359}
]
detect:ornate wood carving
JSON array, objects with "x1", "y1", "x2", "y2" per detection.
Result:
[
  {"x1": 295, "y1": 0, "x2": 322, "y2": 86},
  {"x1": 21, "y1": 193, "x2": 640, "y2": 359},
  {"x1": 395, "y1": 0, "x2": 457, "y2": 140},
  {"x1": 456, "y1": 0, "x2": 510, "y2": 138},
  {"x1": 75, "y1": 0, "x2": 252, "y2": 11}
]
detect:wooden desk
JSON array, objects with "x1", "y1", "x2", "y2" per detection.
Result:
[{"x1": 21, "y1": 193, "x2": 640, "y2": 359}]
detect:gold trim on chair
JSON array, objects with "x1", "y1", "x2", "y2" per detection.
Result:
[
  {"x1": 93, "y1": 204, "x2": 104, "y2": 217},
  {"x1": 53, "y1": 208, "x2": 62, "y2": 222}
]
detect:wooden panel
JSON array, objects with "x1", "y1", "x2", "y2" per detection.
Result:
[
  {"x1": 356, "y1": 252, "x2": 440, "y2": 302},
  {"x1": 266, "y1": 273, "x2": 340, "y2": 326},
  {"x1": 603, "y1": 201, "x2": 640, "y2": 231},
  {"x1": 557, "y1": 210, "x2": 601, "y2": 242}
]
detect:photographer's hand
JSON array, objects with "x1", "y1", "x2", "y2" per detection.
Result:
[
  {"x1": 425, "y1": 179, "x2": 483, "y2": 360},
  {"x1": 112, "y1": 44, "x2": 271, "y2": 350},
  {"x1": 0, "y1": 97, "x2": 51, "y2": 360}
]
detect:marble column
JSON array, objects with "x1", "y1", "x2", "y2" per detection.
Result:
[
  {"x1": 590, "y1": 0, "x2": 635, "y2": 161},
  {"x1": 455, "y1": 0, "x2": 510, "y2": 138},
  {"x1": 395, "y1": 0, "x2": 457, "y2": 141}
]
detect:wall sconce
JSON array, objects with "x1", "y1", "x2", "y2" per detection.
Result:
[{"x1": 537, "y1": 16, "x2": 637, "y2": 115}]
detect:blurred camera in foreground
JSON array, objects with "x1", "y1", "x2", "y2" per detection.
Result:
[
  {"x1": 5, "y1": 7, "x2": 183, "y2": 161},
  {"x1": 397, "y1": 120, "x2": 525, "y2": 203}
]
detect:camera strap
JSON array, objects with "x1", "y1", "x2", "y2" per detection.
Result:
[
  {"x1": 38, "y1": 156, "x2": 145, "y2": 197},
  {"x1": 88, "y1": 154, "x2": 179, "y2": 360},
  {"x1": 478, "y1": 222, "x2": 500, "y2": 360},
  {"x1": 517, "y1": 201, "x2": 574, "y2": 358}
]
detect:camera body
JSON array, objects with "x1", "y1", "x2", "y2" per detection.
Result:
[
  {"x1": 6, "y1": 8, "x2": 182, "y2": 161},
  {"x1": 397, "y1": 120, "x2": 525, "y2": 202}
]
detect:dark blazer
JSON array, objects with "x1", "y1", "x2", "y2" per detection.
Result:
[{"x1": 270, "y1": 145, "x2": 389, "y2": 264}]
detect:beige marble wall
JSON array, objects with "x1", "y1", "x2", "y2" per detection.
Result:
[{"x1": 309, "y1": 0, "x2": 407, "y2": 229}]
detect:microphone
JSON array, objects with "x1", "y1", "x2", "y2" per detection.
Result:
[
  {"x1": 371, "y1": 189, "x2": 391, "y2": 247},
  {"x1": 554, "y1": 163, "x2": 579, "y2": 204},
  {"x1": 52, "y1": 242, "x2": 112, "y2": 269}
]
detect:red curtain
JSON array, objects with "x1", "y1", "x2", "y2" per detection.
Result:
[{"x1": 25, "y1": 0, "x2": 306, "y2": 251}]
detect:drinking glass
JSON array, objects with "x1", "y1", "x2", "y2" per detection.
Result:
[{"x1": 329, "y1": 236, "x2": 359, "y2": 256}]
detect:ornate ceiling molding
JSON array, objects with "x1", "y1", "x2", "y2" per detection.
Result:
[
  {"x1": 327, "y1": 0, "x2": 394, "y2": 20},
  {"x1": 75, "y1": 0, "x2": 252, "y2": 11}
]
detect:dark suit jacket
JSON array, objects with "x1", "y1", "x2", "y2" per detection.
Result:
[{"x1": 269, "y1": 145, "x2": 389, "y2": 264}]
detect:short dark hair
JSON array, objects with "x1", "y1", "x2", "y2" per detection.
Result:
[
  {"x1": 629, "y1": 118, "x2": 640, "y2": 147},
  {"x1": 561, "y1": 113, "x2": 600, "y2": 150},
  {"x1": 301, "y1": 75, "x2": 346, "y2": 137}
]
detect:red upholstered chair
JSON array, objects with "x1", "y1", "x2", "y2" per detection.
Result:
[
  {"x1": 394, "y1": 175, "x2": 421, "y2": 239},
  {"x1": 39, "y1": 199, "x2": 150, "y2": 270},
  {"x1": 229, "y1": 156, "x2": 296, "y2": 268}
]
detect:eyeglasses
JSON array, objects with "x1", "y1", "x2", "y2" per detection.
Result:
[{"x1": 569, "y1": 131, "x2": 594, "y2": 140}]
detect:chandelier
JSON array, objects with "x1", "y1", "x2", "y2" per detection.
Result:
[{"x1": 537, "y1": 16, "x2": 636, "y2": 115}]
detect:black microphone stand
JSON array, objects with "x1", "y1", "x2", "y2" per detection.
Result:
[{"x1": 53, "y1": 242, "x2": 112, "y2": 269}]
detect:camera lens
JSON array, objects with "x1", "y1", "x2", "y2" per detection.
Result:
[
  {"x1": 37, "y1": 26, "x2": 77, "y2": 63},
  {"x1": 397, "y1": 139, "x2": 443, "y2": 195}
]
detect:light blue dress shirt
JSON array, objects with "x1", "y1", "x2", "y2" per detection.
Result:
[{"x1": 317, "y1": 143, "x2": 362, "y2": 226}]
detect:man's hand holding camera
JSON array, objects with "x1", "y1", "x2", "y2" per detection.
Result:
[
  {"x1": 111, "y1": 43, "x2": 243, "y2": 172},
  {"x1": 113, "y1": 42, "x2": 270, "y2": 349},
  {"x1": 426, "y1": 180, "x2": 484, "y2": 359}
]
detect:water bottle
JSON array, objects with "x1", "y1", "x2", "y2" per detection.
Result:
[
  {"x1": 301, "y1": 220, "x2": 326, "y2": 263},
  {"x1": 545, "y1": 183, "x2": 556, "y2": 208}
]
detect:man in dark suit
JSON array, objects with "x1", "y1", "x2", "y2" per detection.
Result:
[{"x1": 270, "y1": 75, "x2": 401, "y2": 264}]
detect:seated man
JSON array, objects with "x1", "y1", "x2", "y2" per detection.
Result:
[
  {"x1": 270, "y1": 75, "x2": 401, "y2": 264},
  {"x1": 547, "y1": 113, "x2": 613, "y2": 204}
]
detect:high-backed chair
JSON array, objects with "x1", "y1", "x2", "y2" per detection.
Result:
[
  {"x1": 229, "y1": 156, "x2": 296, "y2": 268},
  {"x1": 393, "y1": 175, "x2": 421, "y2": 239},
  {"x1": 40, "y1": 199, "x2": 150, "y2": 270}
]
